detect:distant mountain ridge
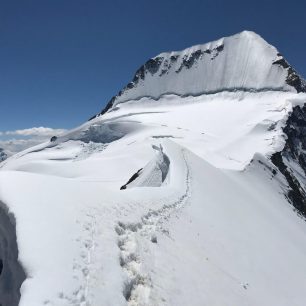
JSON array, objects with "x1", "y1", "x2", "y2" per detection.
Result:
[{"x1": 94, "y1": 30, "x2": 306, "y2": 118}]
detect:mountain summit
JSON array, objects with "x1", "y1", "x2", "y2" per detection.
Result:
[{"x1": 97, "y1": 30, "x2": 305, "y2": 116}]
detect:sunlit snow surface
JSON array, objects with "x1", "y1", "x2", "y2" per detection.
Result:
[{"x1": 1, "y1": 90, "x2": 306, "y2": 306}]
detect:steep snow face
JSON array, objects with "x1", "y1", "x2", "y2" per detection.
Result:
[{"x1": 98, "y1": 31, "x2": 305, "y2": 116}]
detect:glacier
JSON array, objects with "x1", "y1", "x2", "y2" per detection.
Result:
[{"x1": 1, "y1": 31, "x2": 306, "y2": 306}]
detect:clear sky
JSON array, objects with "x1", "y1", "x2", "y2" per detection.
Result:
[{"x1": 1, "y1": 0, "x2": 306, "y2": 131}]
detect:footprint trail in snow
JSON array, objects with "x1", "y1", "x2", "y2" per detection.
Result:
[{"x1": 115, "y1": 150, "x2": 191, "y2": 305}]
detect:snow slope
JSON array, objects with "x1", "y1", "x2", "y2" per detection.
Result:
[{"x1": 1, "y1": 31, "x2": 306, "y2": 306}]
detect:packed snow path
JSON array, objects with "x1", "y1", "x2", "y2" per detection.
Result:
[{"x1": 115, "y1": 149, "x2": 191, "y2": 305}]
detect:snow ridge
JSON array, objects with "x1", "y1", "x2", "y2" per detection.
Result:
[
  {"x1": 122, "y1": 145, "x2": 170, "y2": 189},
  {"x1": 115, "y1": 149, "x2": 191, "y2": 305}
]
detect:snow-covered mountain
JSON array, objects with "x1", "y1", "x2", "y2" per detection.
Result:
[
  {"x1": 1, "y1": 31, "x2": 306, "y2": 306},
  {"x1": 95, "y1": 30, "x2": 306, "y2": 117}
]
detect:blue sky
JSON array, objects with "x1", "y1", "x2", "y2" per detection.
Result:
[{"x1": 1, "y1": 0, "x2": 306, "y2": 132}]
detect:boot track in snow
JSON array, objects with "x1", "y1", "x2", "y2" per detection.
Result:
[{"x1": 115, "y1": 149, "x2": 191, "y2": 305}]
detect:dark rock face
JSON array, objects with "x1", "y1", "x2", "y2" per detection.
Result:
[
  {"x1": 0, "y1": 202, "x2": 26, "y2": 306},
  {"x1": 215, "y1": 44, "x2": 224, "y2": 52},
  {"x1": 91, "y1": 57, "x2": 165, "y2": 118},
  {"x1": 273, "y1": 56, "x2": 290, "y2": 69},
  {"x1": 0, "y1": 148, "x2": 7, "y2": 163},
  {"x1": 92, "y1": 44, "x2": 226, "y2": 120},
  {"x1": 50, "y1": 136, "x2": 58, "y2": 142},
  {"x1": 132, "y1": 57, "x2": 164, "y2": 85},
  {"x1": 176, "y1": 50, "x2": 204, "y2": 73},
  {"x1": 273, "y1": 55, "x2": 306, "y2": 93},
  {"x1": 175, "y1": 44, "x2": 224, "y2": 73},
  {"x1": 286, "y1": 67, "x2": 306, "y2": 93},
  {"x1": 271, "y1": 104, "x2": 306, "y2": 217},
  {"x1": 159, "y1": 55, "x2": 179, "y2": 76},
  {"x1": 96, "y1": 96, "x2": 117, "y2": 117},
  {"x1": 144, "y1": 57, "x2": 164, "y2": 75},
  {"x1": 210, "y1": 44, "x2": 224, "y2": 60},
  {"x1": 0, "y1": 149, "x2": 7, "y2": 163}
]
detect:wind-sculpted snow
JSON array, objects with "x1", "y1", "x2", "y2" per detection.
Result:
[
  {"x1": 115, "y1": 149, "x2": 190, "y2": 305},
  {"x1": 121, "y1": 144, "x2": 170, "y2": 189},
  {"x1": 96, "y1": 31, "x2": 305, "y2": 116}
]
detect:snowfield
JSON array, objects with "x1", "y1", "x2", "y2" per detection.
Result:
[{"x1": 1, "y1": 31, "x2": 306, "y2": 306}]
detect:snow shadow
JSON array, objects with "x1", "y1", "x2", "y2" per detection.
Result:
[{"x1": 0, "y1": 202, "x2": 26, "y2": 306}]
